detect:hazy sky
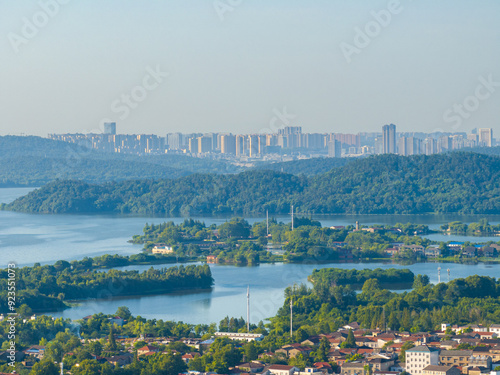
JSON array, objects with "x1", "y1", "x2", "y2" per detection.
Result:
[{"x1": 1, "y1": 0, "x2": 499, "y2": 136}]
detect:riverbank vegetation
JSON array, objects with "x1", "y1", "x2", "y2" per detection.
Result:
[
  {"x1": 441, "y1": 218, "x2": 500, "y2": 235},
  {"x1": 0, "y1": 263, "x2": 213, "y2": 314}
]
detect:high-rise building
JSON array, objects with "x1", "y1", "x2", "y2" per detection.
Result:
[
  {"x1": 104, "y1": 122, "x2": 116, "y2": 135},
  {"x1": 258, "y1": 135, "x2": 267, "y2": 155},
  {"x1": 220, "y1": 134, "x2": 236, "y2": 154},
  {"x1": 278, "y1": 126, "x2": 302, "y2": 136},
  {"x1": 236, "y1": 135, "x2": 246, "y2": 156},
  {"x1": 188, "y1": 137, "x2": 199, "y2": 153},
  {"x1": 398, "y1": 136, "x2": 408, "y2": 156},
  {"x1": 198, "y1": 135, "x2": 213, "y2": 153},
  {"x1": 479, "y1": 128, "x2": 493, "y2": 147},
  {"x1": 382, "y1": 124, "x2": 396, "y2": 154},
  {"x1": 166, "y1": 133, "x2": 184, "y2": 150},
  {"x1": 328, "y1": 140, "x2": 341, "y2": 158},
  {"x1": 424, "y1": 138, "x2": 437, "y2": 155},
  {"x1": 248, "y1": 135, "x2": 259, "y2": 157}
]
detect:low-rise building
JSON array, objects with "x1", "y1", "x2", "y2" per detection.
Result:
[
  {"x1": 214, "y1": 332, "x2": 264, "y2": 342},
  {"x1": 439, "y1": 350, "x2": 473, "y2": 367},
  {"x1": 422, "y1": 365, "x2": 461, "y2": 375},
  {"x1": 268, "y1": 364, "x2": 300, "y2": 375},
  {"x1": 152, "y1": 244, "x2": 174, "y2": 254},
  {"x1": 341, "y1": 362, "x2": 371, "y2": 375}
]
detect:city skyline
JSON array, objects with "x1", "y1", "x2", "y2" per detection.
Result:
[
  {"x1": 1, "y1": 1, "x2": 500, "y2": 136},
  {"x1": 48, "y1": 124, "x2": 495, "y2": 158}
]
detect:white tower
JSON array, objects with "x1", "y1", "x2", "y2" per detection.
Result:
[{"x1": 246, "y1": 285, "x2": 250, "y2": 332}]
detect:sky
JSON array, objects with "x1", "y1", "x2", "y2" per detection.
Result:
[{"x1": 1, "y1": 0, "x2": 499, "y2": 136}]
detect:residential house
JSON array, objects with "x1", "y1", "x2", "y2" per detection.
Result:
[
  {"x1": 341, "y1": 362, "x2": 371, "y2": 375},
  {"x1": 344, "y1": 322, "x2": 361, "y2": 330},
  {"x1": 137, "y1": 345, "x2": 159, "y2": 356},
  {"x1": 23, "y1": 346, "x2": 45, "y2": 360},
  {"x1": 367, "y1": 357, "x2": 395, "y2": 372},
  {"x1": 106, "y1": 354, "x2": 133, "y2": 367},
  {"x1": 313, "y1": 362, "x2": 333, "y2": 373},
  {"x1": 152, "y1": 244, "x2": 174, "y2": 254},
  {"x1": 268, "y1": 365, "x2": 300, "y2": 375},
  {"x1": 481, "y1": 247, "x2": 497, "y2": 257},
  {"x1": 425, "y1": 246, "x2": 441, "y2": 258},
  {"x1": 467, "y1": 355, "x2": 492, "y2": 370},
  {"x1": 422, "y1": 365, "x2": 461, "y2": 375},
  {"x1": 182, "y1": 352, "x2": 200, "y2": 364},
  {"x1": 462, "y1": 247, "x2": 477, "y2": 258},
  {"x1": 490, "y1": 325, "x2": 500, "y2": 335},
  {"x1": 439, "y1": 350, "x2": 473, "y2": 367},
  {"x1": 236, "y1": 362, "x2": 265, "y2": 373},
  {"x1": 207, "y1": 255, "x2": 217, "y2": 263}
]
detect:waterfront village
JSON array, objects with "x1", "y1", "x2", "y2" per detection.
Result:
[
  {"x1": 2, "y1": 317, "x2": 500, "y2": 375},
  {"x1": 146, "y1": 220, "x2": 500, "y2": 263}
]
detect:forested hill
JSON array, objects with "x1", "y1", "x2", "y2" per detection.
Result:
[
  {"x1": 0, "y1": 136, "x2": 239, "y2": 186},
  {"x1": 254, "y1": 157, "x2": 352, "y2": 176},
  {"x1": 4, "y1": 152, "x2": 500, "y2": 215}
]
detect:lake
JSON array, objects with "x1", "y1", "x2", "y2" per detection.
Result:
[{"x1": 2, "y1": 187, "x2": 500, "y2": 324}]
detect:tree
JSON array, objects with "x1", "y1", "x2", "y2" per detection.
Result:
[
  {"x1": 315, "y1": 336, "x2": 330, "y2": 362},
  {"x1": 243, "y1": 340, "x2": 259, "y2": 361},
  {"x1": 87, "y1": 340, "x2": 103, "y2": 356},
  {"x1": 31, "y1": 359, "x2": 59, "y2": 375},
  {"x1": 413, "y1": 274, "x2": 430, "y2": 289},
  {"x1": 107, "y1": 326, "x2": 117, "y2": 351},
  {"x1": 71, "y1": 359, "x2": 103, "y2": 375},
  {"x1": 115, "y1": 306, "x2": 132, "y2": 320},
  {"x1": 340, "y1": 329, "x2": 356, "y2": 348},
  {"x1": 399, "y1": 341, "x2": 415, "y2": 362}
]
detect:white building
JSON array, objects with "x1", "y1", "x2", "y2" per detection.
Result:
[
  {"x1": 152, "y1": 245, "x2": 174, "y2": 254},
  {"x1": 490, "y1": 324, "x2": 500, "y2": 334},
  {"x1": 405, "y1": 345, "x2": 440, "y2": 375},
  {"x1": 213, "y1": 332, "x2": 264, "y2": 342}
]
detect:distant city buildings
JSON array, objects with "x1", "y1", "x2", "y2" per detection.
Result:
[
  {"x1": 47, "y1": 123, "x2": 495, "y2": 160},
  {"x1": 103, "y1": 122, "x2": 116, "y2": 135},
  {"x1": 383, "y1": 124, "x2": 397, "y2": 154}
]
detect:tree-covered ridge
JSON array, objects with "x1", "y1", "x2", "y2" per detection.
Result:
[
  {"x1": 0, "y1": 135, "x2": 244, "y2": 186},
  {"x1": 0, "y1": 262, "x2": 213, "y2": 314},
  {"x1": 0, "y1": 156, "x2": 191, "y2": 186},
  {"x1": 309, "y1": 268, "x2": 415, "y2": 289},
  {"x1": 4, "y1": 152, "x2": 500, "y2": 214},
  {"x1": 254, "y1": 157, "x2": 352, "y2": 176}
]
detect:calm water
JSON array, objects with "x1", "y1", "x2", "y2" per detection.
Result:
[{"x1": 1, "y1": 187, "x2": 500, "y2": 324}]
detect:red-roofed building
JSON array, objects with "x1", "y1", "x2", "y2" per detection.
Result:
[{"x1": 137, "y1": 345, "x2": 159, "y2": 356}]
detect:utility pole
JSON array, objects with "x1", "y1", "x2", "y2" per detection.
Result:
[
  {"x1": 247, "y1": 285, "x2": 250, "y2": 332},
  {"x1": 266, "y1": 210, "x2": 269, "y2": 236},
  {"x1": 290, "y1": 298, "x2": 293, "y2": 337},
  {"x1": 291, "y1": 205, "x2": 294, "y2": 230}
]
